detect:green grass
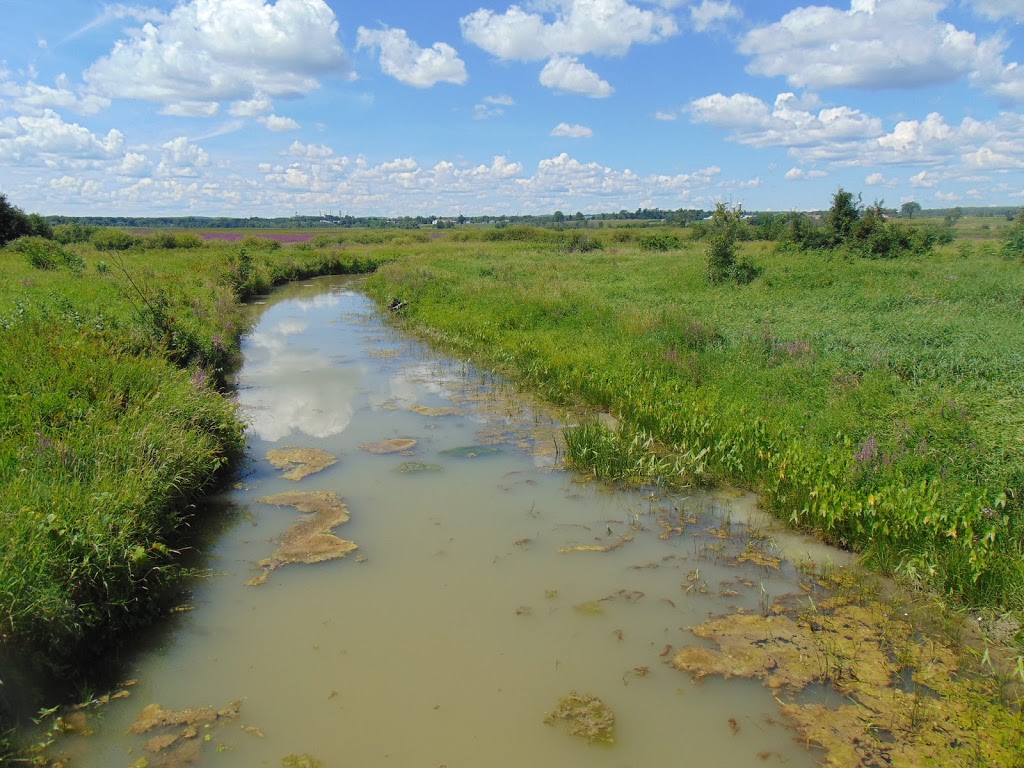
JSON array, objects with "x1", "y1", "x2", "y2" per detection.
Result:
[
  {"x1": 364, "y1": 231, "x2": 1024, "y2": 613},
  {"x1": 0, "y1": 236, "x2": 389, "y2": 680}
]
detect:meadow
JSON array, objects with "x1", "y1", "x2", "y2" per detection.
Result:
[{"x1": 1, "y1": 213, "x2": 1022, "y2": 703}]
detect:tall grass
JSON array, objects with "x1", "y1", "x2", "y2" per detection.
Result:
[
  {"x1": 365, "y1": 230, "x2": 1024, "y2": 612},
  {"x1": 0, "y1": 234, "x2": 389, "y2": 685}
]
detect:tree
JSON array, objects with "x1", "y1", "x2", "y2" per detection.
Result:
[
  {"x1": 944, "y1": 207, "x2": 963, "y2": 227},
  {"x1": 827, "y1": 188, "x2": 862, "y2": 245},
  {"x1": 706, "y1": 203, "x2": 740, "y2": 284},
  {"x1": 900, "y1": 201, "x2": 922, "y2": 219},
  {"x1": 0, "y1": 193, "x2": 33, "y2": 247},
  {"x1": 552, "y1": 210, "x2": 566, "y2": 223}
]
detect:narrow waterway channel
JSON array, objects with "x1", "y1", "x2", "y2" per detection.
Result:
[{"x1": 43, "y1": 275, "x2": 850, "y2": 767}]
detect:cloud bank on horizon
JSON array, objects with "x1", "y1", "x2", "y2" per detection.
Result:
[{"x1": 1, "y1": 0, "x2": 1022, "y2": 216}]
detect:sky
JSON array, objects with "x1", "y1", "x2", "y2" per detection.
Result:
[{"x1": 1, "y1": 0, "x2": 1023, "y2": 217}]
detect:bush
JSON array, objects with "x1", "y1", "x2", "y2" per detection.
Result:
[
  {"x1": 562, "y1": 230, "x2": 604, "y2": 253},
  {"x1": 240, "y1": 236, "x2": 282, "y2": 252},
  {"x1": 1003, "y1": 209, "x2": 1024, "y2": 259},
  {"x1": 5, "y1": 236, "x2": 83, "y2": 272},
  {"x1": 53, "y1": 222, "x2": 98, "y2": 245},
  {"x1": 638, "y1": 232, "x2": 683, "y2": 251},
  {"x1": 91, "y1": 227, "x2": 140, "y2": 251},
  {"x1": 174, "y1": 232, "x2": 204, "y2": 249},
  {"x1": 143, "y1": 232, "x2": 179, "y2": 249}
]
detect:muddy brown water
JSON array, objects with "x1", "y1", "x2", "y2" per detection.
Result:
[{"x1": 42, "y1": 276, "x2": 857, "y2": 767}]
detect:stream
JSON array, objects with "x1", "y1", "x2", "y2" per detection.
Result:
[{"x1": 41, "y1": 275, "x2": 853, "y2": 767}]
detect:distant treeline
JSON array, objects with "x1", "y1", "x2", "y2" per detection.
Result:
[{"x1": 43, "y1": 205, "x2": 1020, "y2": 231}]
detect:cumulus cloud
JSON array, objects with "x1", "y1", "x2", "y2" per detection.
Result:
[
  {"x1": 0, "y1": 73, "x2": 110, "y2": 117},
  {"x1": 740, "y1": 0, "x2": 1021, "y2": 100},
  {"x1": 540, "y1": 56, "x2": 613, "y2": 97},
  {"x1": 460, "y1": 0, "x2": 678, "y2": 61},
  {"x1": 261, "y1": 114, "x2": 300, "y2": 132},
  {"x1": 966, "y1": 0, "x2": 1024, "y2": 21},
  {"x1": 689, "y1": 0, "x2": 743, "y2": 32},
  {"x1": 551, "y1": 122, "x2": 594, "y2": 137},
  {"x1": 0, "y1": 109, "x2": 125, "y2": 167},
  {"x1": 84, "y1": 0, "x2": 351, "y2": 111},
  {"x1": 156, "y1": 136, "x2": 209, "y2": 177},
  {"x1": 473, "y1": 93, "x2": 515, "y2": 119},
  {"x1": 229, "y1": 92, "x2": 274, "y2": 117},
  {"x1": 356, "y1": 27, "x2": 467, "y2": 88},
  {"x1": 688, "y1": 91, "x2": 882, "y2": 147}
]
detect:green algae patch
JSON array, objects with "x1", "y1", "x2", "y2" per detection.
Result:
[
  {"x1": 282, "y1": 755, "x2": 323, "y2": 768},
  {"x1": 673, "y1": 582, "x2": 1024, "y2": 766},
  {"x1": 126, "y1": 700, "x2": 242, "y2": 767},
  {"x1": 440, "y1": 444, "x2": 503, "y2": 459},
  {"x1": 247, "y1": 492, "x2": 358, "y2": 586},
  {"x1": 392, "y1": 460, "x2": 443, "y2": 474},
  {"x1": 359, "y1": 438, "x2": 417, "y2": 455},
  {"x1": 544, "y1": 691, "x2": 615, "y2": 744},
  {"x1": 266, "y1": 447, "x2": 338, "y2": 481},
  {"x1": 408, "y1": 404, "x2": 463, "y2": 417}
]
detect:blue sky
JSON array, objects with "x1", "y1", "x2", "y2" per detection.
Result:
[{"x1": 1, "y1": 0, "x2": 1022, "y2": 216}]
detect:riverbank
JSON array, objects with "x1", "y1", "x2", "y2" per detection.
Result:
[
  {"x1": 363, "y1": 227, "x2": 1024, "y2": 617},
  {"x1": 0, "y1": 235, "x2": 388, "y2": 711}
]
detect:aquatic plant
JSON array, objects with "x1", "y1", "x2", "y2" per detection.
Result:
[{"x1": 544, "y1": 691, "x2": 615, "y2": 744}]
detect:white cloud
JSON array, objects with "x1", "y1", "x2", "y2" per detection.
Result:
[
  {"x1": 740, "y1": 0, "x2": 1016, "y2": 98},
  {"x1": 0, "y1": 73, "x2": 110, "y2": 116},
  {"x1": 229, "y1": 93, "x2": 273, "y2": 117},
  {"x1": 540, "y1": 56, "x2": 614, "y2": 97},
  {"x1": 460, "y1": 0, "x2": 678, "y2": 61},
  {"x1": 156, "y1": 136, "x2": 209, "y2": 178},
  {"x1": 84, "y1": 0, "x2": 351, "y2": 109},
  {"x1": 551, "y1": 122, "x2": 594, "y2": 137},
  {"x1": 910, "y1": 170, "x2": 937, "y2": 187},
  {"x1": 688, "y1": 92, "x2": 882, "y2": 147},
  {"x1": 356, "y1": 27, "x2": 467, "y2": 88},
  {"x1": 0, "y1": 109, "x2": 125, "y2": 167},
  {"x1": 966, "y1": 0, "x2": 1024, "y2": 21},
  {"x1": 286, "y1": 141, "x2": 334, "y2": 159},
  {"x1": 261, "y1": 114, "x2": 300, "y2": 132},
  {"x1": 117, "y1": 151, "x2": 151, "y2": 177},
  {"x1": 473, "y1": 93, "x2": 515, "y2": 119},
  {"x1": 654, "y1": 110, "x2": 678, "y2": 121},
  {"x1": 689, "y1": 1, "x2": 742, "y2": 32},
  {"x1": 160, "y1": 101, "x2": 220, "y2": 117}
]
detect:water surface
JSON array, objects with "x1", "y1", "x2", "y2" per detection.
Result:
[{"x1": 47, "y1": 276, "x2": 842, "y2": 767}]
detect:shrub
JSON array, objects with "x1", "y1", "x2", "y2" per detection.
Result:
[
  {"x1": 562, "y1": 230, "x2": 604, "y2": 253},
  {"x1": 91, "y1": 227, "x2": 140, "y2": 251},
  {"x1": 143, "y1": 231, "x2": 179, "y2": 249},
  {"x1": 1003, "y1": 209, "x2": 1024, "y2": 259},
  {"x1": 174, "y1": 232, "x2": 204, "y2": 249},
  {"x1": 53, "y1": 222, "x2": 98, "y2": 245},
  {"x1": 6, "y1": 236, "x2": 83, "y2": 272},
  {"x1": 638, "y1": 232, "x2": 683, "y2": 251},
  {"x1": 240, "y1": 236, "x2": 282, "y2": 252}
]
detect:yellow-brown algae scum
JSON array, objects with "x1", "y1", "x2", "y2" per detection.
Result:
[
  {"x1": 266, "y1": 448, "x2": 338, "y2": 481},
  {"x1": 126, "y1": 700, "x2": 242, "y2": 767},
  {"x1": 543, "y1": 691, "x2": 615, "y2": 744},
  {"x1": 407, "y1": 404, "x2": 463, "y2": 417},
  {"x1": 358, "y1": 438, "x2": 417, "y2": 454},
  {"x1": 246, "y1": 492, "x2": 357, "y2": 586},
  {"x1": 672, "y1": 570, "x2": 1024, "y2": 767}
]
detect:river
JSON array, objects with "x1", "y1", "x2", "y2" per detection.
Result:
[{"x1": 39, "y1": 275, "x2": 846, "y2": 767}]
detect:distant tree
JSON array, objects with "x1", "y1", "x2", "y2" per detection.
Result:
[
  {"x1": 900, "y1": 201, "x2": 922, "y2": 219},
  {"x1": 1004, "y1": 209, "x2": 1024, "y2": 259},
  {"x1": 827, "y1": 188, "x2": 862, "y2": 244},
  {"x1": 553, "y1": 210, "x2": 566, "y2": 223},
  {"x1": 0, "y1": 193, "x2": 33, "y2": 247},
  {"x1": 574, "y1": 211, "x2": 584, "y2": 221},
  {"x1": 944, "y1": 207, "x2": 963, "y2": 227}
]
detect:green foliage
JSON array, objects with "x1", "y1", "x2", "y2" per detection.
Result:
[
  {"x1": 0, "y1": 193, "x2": 36, "y2": 246},
  {"x1": 240, "y1": 235, "x2": 282, "y2": 252},
  {"x1": 901, "y1": 201, "x2": 922, "y2": 219},
  {"x1": 52, "y1": 222, "x2": 98, "y2": 245},
  {"x1": 706, "y1": 204, "x2": 759, "y2": 284},
  {"x1": 1003, "y1": 209, "x2": 1024, "y2": 259},
  {"x1": 5, "y1": 236, "x2": 83, "y2": 272},
  {"x1": 90, "y1": 227, "x2": 141, "y2": 251},
  {"x1": 562, "y1": 229, "x2": 604, "y2": 253},
  {"x1": 637, "y1": 232, "x2": 683, "y2": 251},
  {"x1": 827, "y1": 188, "x2": 862, "y2": 244}
]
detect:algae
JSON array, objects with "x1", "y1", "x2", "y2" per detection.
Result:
[
  {"x1": 558, "y1": 533, "x2": 633, "y2": 554},
  {"x1": 247, "y1": 492, "x2": 358, "y2": 586},
  {"x1": 543, "y1": 691, "x2": 615, "y2": 744},
  {"x1": 282, "y1": 755, "x2": 323, "y2": 768},
  {"x1": 408, "y1": 404, "x2": 462, "y2": 417},
  {"x1": 392, "y1": 460, "x2": 443, "y2": 474},
  {"x1": 439, "y1": 444, "x2": 503, "y2": 458},
  {"x1": 266, "y1": 448, "x2": 337, "y2": 481},
  {"x1": 672, "y1": 576, "x2": 1024, "y2": 767},
  {"x1": 126, "y1": 700, "x2": 241, "y2": 768},
  {"x1": 359, "y1": 438, "x2": 417, "y2": 454}
]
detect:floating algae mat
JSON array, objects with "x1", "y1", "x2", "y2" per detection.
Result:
[
  {"x1": 359, "y1": 437, "x2": 417, "y2": 454},
  {"x1": 246, "y1": 491, "x2": 357, "y2": 586},
  {"x1": 266, "y1": 447, "x2": 337, "y2": 481},
  {"x1": 32, "y1": 277, "x2": 1018, "y2": 768}
]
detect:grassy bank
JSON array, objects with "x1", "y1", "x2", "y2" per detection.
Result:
[
  {"x1": 364, "y1": 226, "x2": 1024, "y2": 615},
  {"x1": 0, "y1": 234, "x2": 388, "y2": 684}
]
